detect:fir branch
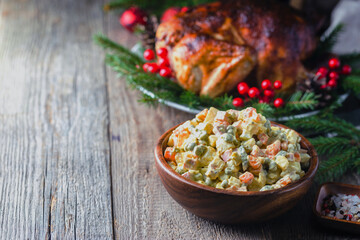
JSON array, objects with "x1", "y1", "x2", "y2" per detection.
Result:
[
  {"x1": 314, "y1": 24, "x2": 344, "y2": 56},
  {"x1": 342, "y1": 75, "x2": 360, "y2": 95},
  {"x1": 339, "y1": 52, "x2": 360, "y2": 66},
  {"x1": 316, "y1": 147, "x2": 359, "y2": 182},
  {"x1": 94, "y1": 34, "x2": 144, "y2": 64},
  {"x1": 286, "y1": 115, "x2": 360, "y2": 138},
  {"x1": 285, "y1": 91, "x2": 318, "y2": 111},
  {"x1": 104, "y1": 0, "x2": 215, "y2": 17},
  {"x1": 286, "y1": 113, "x2": 360, "y2": 182},
  {"x1": 309, "y1": 136, "x2": 352, "y2": 155}
]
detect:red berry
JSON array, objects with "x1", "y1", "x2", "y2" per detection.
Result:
[
  {"x1": 273, "y1": 80, "x2": 282, "y2": 89},
  {"x1": 147, "y1": 63, "x2": 159, "y2": 73},
  {"x1": 318, "y1": 67, "x2": 328, "y2": 74},
  {"x1": 261, "y1": 79, "x2": 272, "y2": 90},
  {"x1": 248, "y1": 87, "x2": 260, "y2": 98},
  {"x1": 328, "y1": 58, "x2": 340, "y2": 69},
  {"x1": 316, "y1": 67, "x2": 328, "y2": 78},
  {"x1": 143, "y1": 49, "x2": 155, "y2": 61},
  {"x1": 342, "y1": 65, "x2": 352, "y2": 75},
  {"x1": 119, "y1": 7, "x2": 146, "y2": 32},
  {"x1": 156, "y1": 48, "x2": 168, "y2": 58},
  {"x1": 161, "y1": 7, "x2": 181, "y2": 22},
  {"x1": 158, "y1": 57, "x2": 170, "y2": 68},
  {"x1": 142, "y1": 63, "x2": 150, "y2": 72},
  {"x1": 274, "y1": 98, "x2": 284, "y2": 108},
  {"x1": 237, "y1": 82, "x2": 249, "y2": 95},
  {"x1": 259, "y1": 96, "x2": 270, "y2": 103},
  {"x1": 320, "y1": 84, "x2": 327, "y2": 89},
  {"x1": 181, "y1": 7, "x2": 189, "y2": 13},
  {"x1": 328, "y1": 71, "x2": 339, "y2": 80},
  {"x1": 232, "y1": 97, "x2": 244, "y2": 107},
  {"x1": 264, "y1": 89, "x2": 274, "y2": 98},
  {"x1": 159, "y1": 67, "x2": 172, "y2": 77},
  {"x1": 328, "y1": 79, "x2": 337, "y2": 88}
]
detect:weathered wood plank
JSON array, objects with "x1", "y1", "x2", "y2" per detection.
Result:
[
  {"x1": 106, "y1": 4, "x2": 360, "y2": 240},
  {"x1": 0, "y1": 0, "x2": 113, "y2": 238}
]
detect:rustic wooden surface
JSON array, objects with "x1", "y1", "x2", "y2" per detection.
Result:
[{"x1": 0, "y1": 0, "x2": 359, "y2": 239}]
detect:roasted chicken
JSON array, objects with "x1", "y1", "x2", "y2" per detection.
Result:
[{"x1": 156, "y1": 0, "x2": 318, "y2": 97}]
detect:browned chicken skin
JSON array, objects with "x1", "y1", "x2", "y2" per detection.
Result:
[{"x1": 156, "y1": 0, "x2": 317, "y2": 97}]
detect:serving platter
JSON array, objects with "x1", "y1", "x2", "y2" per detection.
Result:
[{"x1": 132, "y1": 43, "x2": 349, "y2": 120}]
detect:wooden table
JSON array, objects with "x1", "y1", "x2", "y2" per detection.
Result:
[{"x1": 0, "y1": 0, "x2": 359, "y2": 239}]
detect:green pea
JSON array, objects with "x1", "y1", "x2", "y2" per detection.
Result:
[
  {"x1": 185, "y1": 142, "x2": 196, "y2": 151},
  {"x1": 205, "y1": 177, "x2": 214, "y2": 186},
  {"x1": 194, "y1": 172, "x2": 203, "y2": 181},
  {"x1": 224, "y1": 133, "x2": 233, "y2": 143},
  {"x1": 221, "y1": 180, "x2": 228, "y2": 188},
  {"x1": 238, "y1": 146, "x2": 248, "y2": 162},
  {"x1": 269, "y1": 160, "x2": 277, "y2": 171},
  {"x1": 242, "y1": 159, "x2": 249, "y2": 171},
  {"x1": 199, "y1": 130, "x2": 208, "y2": 140},
  {"x1": 224, "y1": 167, "x2": 232, "y2": 175},
  {"x1": 194, "y1": 145, "x2": 206, "y2": 156}
]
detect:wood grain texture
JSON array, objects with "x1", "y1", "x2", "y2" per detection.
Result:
[{"x1": 0, "y1": 0, "x2": 113, "y2": 239}]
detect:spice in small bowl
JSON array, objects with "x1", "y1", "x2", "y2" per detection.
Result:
[
  {"x1": 314, "y1": 182, "x2": 360, "y2": 234},
  {"x1": 322, "y1": 194, "x2": 360, "y2": 222}
]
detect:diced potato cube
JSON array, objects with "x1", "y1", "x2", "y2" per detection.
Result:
[
  {"x1": 275, "y1": 155, "x2": 289, "y2": 171},
  {"x1": 242, "y1": 138, "x2": 256, "y2": 152},
  {"x1": 204, "y1": 107, "x2": 218, "y2": 123},
  {"x1": 286, "y1": 129, "x2": 300, "y2": 144},
  {"x1": 196, "y1": 109, "x2": 208, "y2": 122},
  {"x1": 199, "y1": 146, "x2": 216, "y2": 166},
  {"x1": 196, "y1": 122, "x2": 213, "y2": 134},
  {"x1": 205, "y1": 157, "x2": 225, "y2": 179},
  {"x1": 216, "y1": 135, "x2": 235, "y2": 154},
  {"x1": 208, "y1": 135, "x2": 217, "y2": 147},
  {"x1": 248, "y1": 169, "x2": 266, "y2": 191},
  {"x1": 228, "y1": 176, "x2": 241, "y2": 188}
]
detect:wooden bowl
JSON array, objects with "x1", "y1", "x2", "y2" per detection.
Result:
[
  {"x1": 154, "y1": 122, "x2": 319, "y2": 224},
  {"x1": 313, "y1": 182, "x2": 360, "y2": 234}
]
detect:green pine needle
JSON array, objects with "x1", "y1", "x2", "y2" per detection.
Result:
[
  {"x1": 342, "y1": 74, "x2": 360, "y2": 95},
  {"x1": 339, "y1": 52, "x2": 360, "y2": 67},
  {"x1": 313, "y1": 24, "x2": 344, "y2": 57},
  {"x1": 104, "y1": 0, "x2": 214, "y2": 17}
]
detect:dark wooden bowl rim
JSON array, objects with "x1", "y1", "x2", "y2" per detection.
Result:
[{"x1": 155, "y1": 121, "x2": 319, "y2": 197}]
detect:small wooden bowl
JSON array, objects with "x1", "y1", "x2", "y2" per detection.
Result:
[
  {"x1": 154, "y1": 122, "x2": 319, "y2": 224},
  {"x1": 313, "y1": 182, "x2": 360, "y2": 234}
]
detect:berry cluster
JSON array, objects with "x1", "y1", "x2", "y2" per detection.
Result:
[
  {"x1": 233, "y1": 80, "x2": 284, "y2": 108},
  {"x1": 119, "y1": 6, "x2": 189, "y2": 33},
  {"x1": 142, "y1": 48, "x2": 173, "y2": 78},
  {"x1": 316, "y1": 58, "x2": 351, "y2": 89}
]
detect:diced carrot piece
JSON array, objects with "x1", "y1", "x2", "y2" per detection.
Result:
[
  {"x1": 278, "y1": 176, "x2": 291, "y2": 187},
  {"x1": 175, "y1": 130, "x2": 190, "y2": 148},
  {"x1": 294, "y1": 152, "x2": 301, "y2": 162},
  {"x1": 239, "y1": 171, "x2": 254, "y2": 185},
  {"x1": 196, "y1": 109, "x2": 208, "y2": 122},
  {"x1": 258, "y1": 133, "x2": 269, "y2": 145},
  {"x1": 243, "y1": 107, "x2": 260, "y2": 122},
  {"x1": 248, "y1": 155, "x2": 261, "y2": 169},
  {"x1": 164, "y1": 147, "x2": 176, "y2": 162},
  {"x1": 250, "y1": 145, "x2": 265, "y2": 157},
  {"x1": 266, "y1": 140, "x2": 281, "y2": 156}
]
